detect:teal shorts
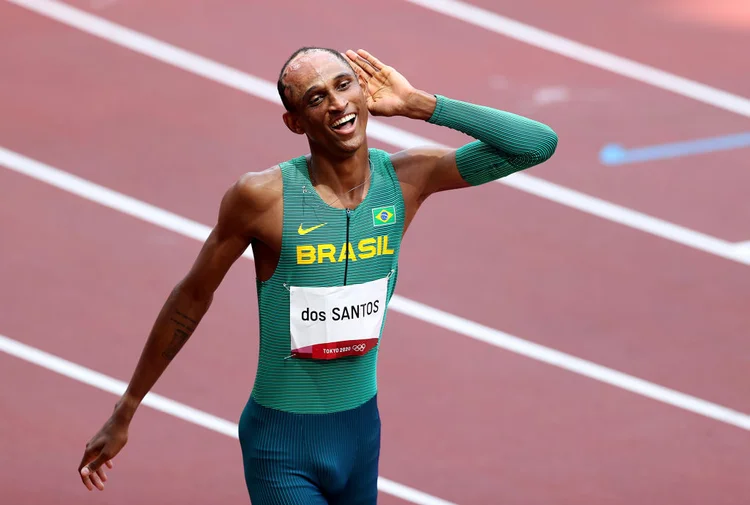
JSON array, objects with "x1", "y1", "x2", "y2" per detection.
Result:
[{"x1": 238, "y1": 394, "x2": 381, "y2": 504}]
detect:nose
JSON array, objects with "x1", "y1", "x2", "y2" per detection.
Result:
[{"x1": 329, "y1": 90, "x2": 347, "y2": 111}]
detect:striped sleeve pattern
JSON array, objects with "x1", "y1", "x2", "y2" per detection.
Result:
[{"x1": 428, "y1": 94, "x2": 558, "y2": 185}]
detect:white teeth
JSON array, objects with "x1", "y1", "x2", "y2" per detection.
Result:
[{"x1": 332, "y1": 113, "x2": 356, "y2": 127}]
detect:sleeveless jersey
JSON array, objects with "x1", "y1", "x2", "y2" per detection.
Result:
[{"x1": 250, "y1": 148, "x2": 405, "y2": 414}]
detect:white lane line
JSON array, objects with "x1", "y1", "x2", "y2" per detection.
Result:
[
  {"x1": 0, "y1": 333, "x2": 457, "y2": 505},
  {"x1": 734, "y1": 241, "x2": 750, "y2": 258},
  {"x1": 5, "y1": 0, "x2": 749, "y2": 267},
  {"x1": 404, "y1": 0, "x2": 750, "y2": 118},
  {"x1": 500, "y1": 174, "x2": 749, "y2": 265},
  {"x1": 3, "y1": 145, "x2": 750, "y2": 434}
]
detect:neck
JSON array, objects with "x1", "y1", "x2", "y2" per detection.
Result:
[{"x1": 307, "y1": 143, "x2": 371, "y2": 208}]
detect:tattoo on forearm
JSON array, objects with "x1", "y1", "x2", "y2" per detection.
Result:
[{"x1": 161, "y1": 310, "x2": 198, "y2": 361}]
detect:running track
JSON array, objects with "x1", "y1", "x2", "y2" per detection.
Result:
[{"x1": 1, "y1": 1, "x2": 749, "y2": 504}]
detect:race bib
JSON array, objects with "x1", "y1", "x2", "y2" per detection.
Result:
[{"x1": 289, "y1": 276, "x2": 389, "y2": 360}]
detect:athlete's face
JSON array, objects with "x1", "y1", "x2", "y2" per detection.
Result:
[{"x1": 281, "y1": 52, "x2": 368, "y2": 155}]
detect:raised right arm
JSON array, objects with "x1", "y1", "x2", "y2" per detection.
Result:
[{"x1": 77, "y1": 171, "x2": 273, "y2": 491}]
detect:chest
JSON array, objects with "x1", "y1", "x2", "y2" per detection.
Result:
[{"x1": 280, "y1": 192, "x2": 403, "y2": 287}]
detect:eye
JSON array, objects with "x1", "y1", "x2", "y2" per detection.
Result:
[
  {"x1": 309, "y1": 94, "x2": 324, "y2": 106},
  {"x1": 338, "y1": 80, "x2": 351, "y2": 90}
]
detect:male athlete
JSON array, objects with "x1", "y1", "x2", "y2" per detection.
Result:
[{"x1": 78, "y1": 47, "x2": 558, "y2": 504}]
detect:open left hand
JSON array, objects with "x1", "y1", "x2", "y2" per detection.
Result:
[{"x1": 344, "y1": 49, "x2": 422, "y2": 118}]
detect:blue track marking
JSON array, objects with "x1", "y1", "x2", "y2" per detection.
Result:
[{"x1": 599, "y1": 132, "x2": 750, "y2": 166}]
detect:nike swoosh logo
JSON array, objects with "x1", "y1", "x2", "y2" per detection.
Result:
[{"x1": 298, "y1": 223, "x2": 327, "y2": 235}]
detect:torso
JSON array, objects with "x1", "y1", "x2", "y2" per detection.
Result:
[
  {"x1": 248, "y1": 148, "x2": 409, "y2": 413},
  {"x1": 249, "y1": 148, "x2": 425, "y2": 283}
]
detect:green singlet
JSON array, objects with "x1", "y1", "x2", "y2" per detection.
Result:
[
  {"x1": 250, "y1": 147, "x2": 404, "y2": 414},
  {"x1": 237, "y1": 95, "x2": 557, "y2": 504}
]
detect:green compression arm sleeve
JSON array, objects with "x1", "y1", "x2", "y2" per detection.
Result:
[{"x1": 427, "y1": 94, "x2": 558, "y2": 186}]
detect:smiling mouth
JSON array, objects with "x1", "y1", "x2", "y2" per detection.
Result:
[{"x1": 330, "y1": 113, "x2": 357, "y2": 133}]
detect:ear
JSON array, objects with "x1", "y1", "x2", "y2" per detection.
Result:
[{"x1": 283, "y1": 111, "x2": 305, "y2": 135}]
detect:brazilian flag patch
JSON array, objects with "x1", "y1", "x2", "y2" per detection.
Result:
[{"x1": 372, "y1": 205, "x2": 396, "y2": 227}]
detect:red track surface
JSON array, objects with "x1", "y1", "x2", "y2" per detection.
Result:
[{"x1": 1, "y1": 1, "x2": 749, "y2": 504}]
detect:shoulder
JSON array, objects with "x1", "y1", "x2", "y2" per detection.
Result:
[
  {"x1": 367, "y1": 145, "x2": 454, "y2": 177},
  {"x1": 226, "y1": 165, "x2": 283, "y2": 212},
  {"x1": 214, "y1": 165, "x2": 283, "y2": 238},
  {"x1": 388, "y1": 146, "x2": 454, "y2": 170},
  {"x1": 386, "y1": 146, "x2": 455, "y2": 187}
]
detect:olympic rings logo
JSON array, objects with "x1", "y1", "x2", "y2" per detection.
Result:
[{"x1": 352, "y1": 344, "x2": 367, "y2": 352}]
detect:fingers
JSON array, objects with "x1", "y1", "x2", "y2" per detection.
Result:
[
  {"x1": 80, "y1": 452, "x2": 113, "y2": 491},
  {"x1": 90, "y1": 469, "x2": 105, "y2": 491},
  {"x1": 80, "y1": 463, "x2": 108, "y2": 491},
  {"x1": 344, "y1": 52, "x2": 370, "y2": 88},
  {"x1": 77, "y1": 419, "x2": 124, "y2": 491},
  {"x1": 78, "y1": 445, "x2": 98, "y2": 490},
  {"x1": 86, "y1": 452, "x2": 110, "y2": 475},
  {"x1": 344, "y1": 50, "x2": 368, "y2": 74},
  {"x1": 80, "y1": 469, "x2": 94, "y2": 491},
  {"x1": 345, "y1": 49, "x2": 380, "y2": 78},
  {"x1": 355, "y1": 49, "x2": 385, "y2": 71},
  {"x1": 80, "y1": 464, "x2": 101, "y2": 491},
  {"x1": 96, "y1": 465, "x2": 109, "y2": 483}
]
